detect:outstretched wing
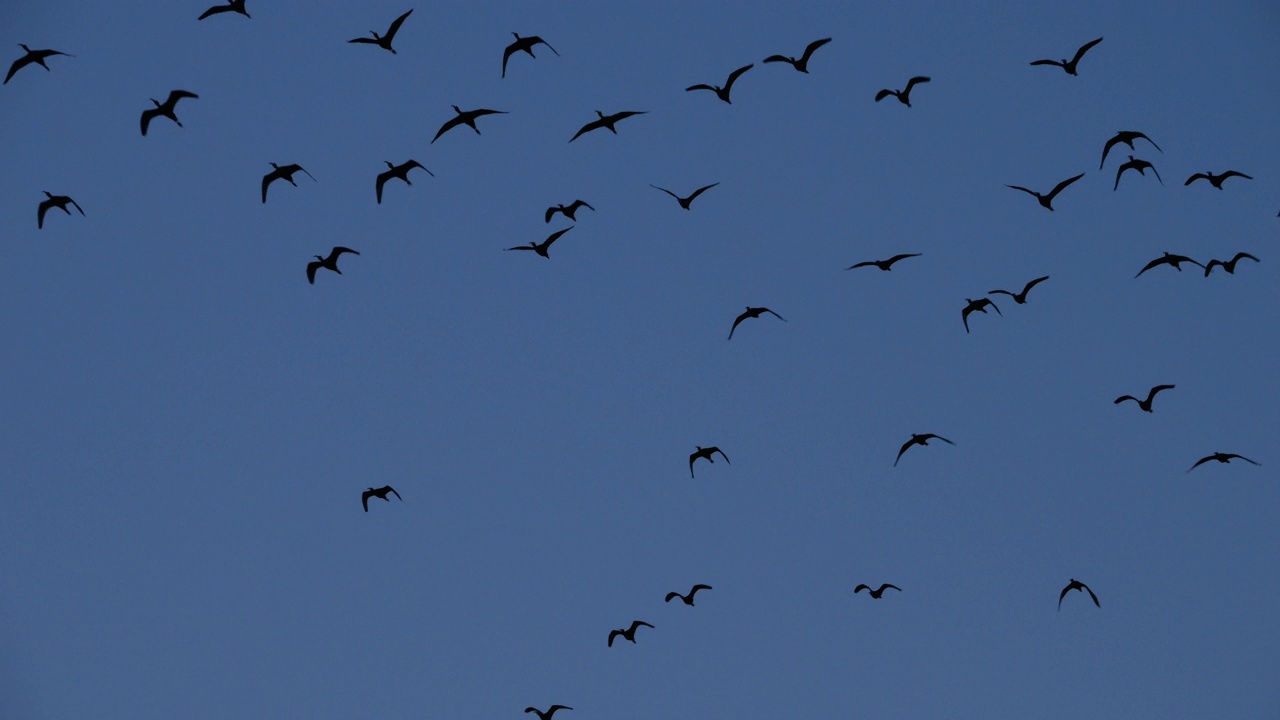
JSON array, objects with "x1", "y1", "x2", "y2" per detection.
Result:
[
  {"x1": 384, "y1": 9, "x2": 413, "y2": 41},
  {"x1": 650, "y1": 184, "x2": 680, "y2": 201},
  {"x1": 331, "y1": 246, "x2": 360, "y2": 259},
  {"x1": 885, "y1": 253, "x2": 921, "y2": 266},
  {"x1": 630, "y1": 620, "x2": 654, "y2": 631},
  {"x1": 931, "y1": 435, "x2": 956, "y2": 445},
  {"x1": 1187, "y1": 455, "x2": 1214, "y2": 472},
  {"x1": 1070, "y1": 37, "x2": 1104, "y2": 66},
  {"x1": 198, "y1": 4, "x2": 230, "y2": 20},
  {"x1": 689, "y1": 453, "x2": 697, "y2": 478},
  {"x1": 874, "y1": 88, "x2": 895, "y2": 102},
  {"x1": 1021, "y1": 275, "x2": 1050, "y2": 297},
  {"x1": 686, "y1": 183, "x2": 720, "y2": 203},
  {"x1": 664, "y1": 591, "x2": 681, "y2": 603},
  {"x1": 854, "y1": 584, "x2": 870, "y2": 594},
  {"x1": 728, "y1": 312, "x2": 747, "y2": 339},
  {"x1": 763, "y1": 308, "x2": 786, "y2": 322},
  {"x1": 306, "y1": 260, "x2": 321, "y2": 284},
  {"x1": 711, "y1": 448, "x2": 730, "y2": 464},
  {"x1": 723, "y1": 63, "x2": 753, "y2": 91},
  {"x1": 1058, "y1": 583, "x2": 1072, "y2": 609},
  {"x1": 1081, "y1": 582, "x2": 1100, "y2": 607},
  {"x1": 799, "y1": 37, "x2": 832, "y2": 63},
  {"x1": 167, "y1": 89, "x2": 199, "y2": 104},
  {"x1": 261, "y1": 174, "x2": 272, "y2": 203},
  {"x1": 1232, "y1": 252, "x2": 1260, "y2": 265},
  {"x1": 685, "y1": 83, "x2": 717, "y2": 93},
  {"x1": 903, "y1": 76, "x2": 930, "y2": 92},
  {"x1": 1220, "y1": 170, "x2": 1253, "y2": 182},
  {"x1": 1099, "y1": 135, "x2": 1123, "y2": 169},
  {"x1": 569, "y1": 118, "x2": 601, "y2": 142},
  {"x1": 1047, "y1": 173, "x2": 1085, "y2": 199},
  {"x1": 880, "y1": 583, "x2": 902, "y2": 593},
  {"x1": 432, "y1": 115, "x2": 462, "y2": 143},
  {"x1": 543, "y1": 226, "x2": 573, "y2": 248},
  {"x1": 607, "y1": 629, "x2": 621, "y2": 647},
  {"x1": 1225, "y1": 454, "x2": 1261, "y2": 466},
  {"x1": 544, "y1": 206, "x2": 559, "y2": 224},
  {"x1": 531, "y1": 37, "x2": 560, "y2": 56},
  {"x1": 387, "y1": 486, "x2": 403, "y2": 501},
  {"x1": 348, "y1": 37, "x2": 378, "y2": 46},
  {"x1": 893, "y1": 439, "x2": 914, "y2": 466},
  {"x1": 1184, "y1": 173, "x2": 1209, "y2": 186},
  {"x1": 570, "y1": 199, "x2": 594, "y2": 213},
  {"x1": 361, "y1": 489, "x2": 372, "y2": 512},
  {"x1": 376, "y1": 171, "x2": 391, "y2": 204},
  {"x1": 1147, "y1": 384, "x2": 1175, "y2": 402},
  {"x1": 987, "y1": 299, "x2": 1002, "y2": 316},
  {"x1": 1113, "y1": 395, "x2": 1137, "y2": 405},
  {"x1": 689, "y1": 584, "x2": 712, "y2": 596},
  {"x1": 1202, "y1": 259, "x2": 1222, "y2": 277},
  {"x1": 1005, "y1": 184, "x2": 1038, "y2": 199},
  {"x1": 1030, "y1": 58, "x2": 1064, "y2": 68},
  {"x1": 846, "y1": 261, "x2": 875, "y2": 270}
]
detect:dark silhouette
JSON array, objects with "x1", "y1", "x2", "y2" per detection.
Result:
[
  {"x1": 348, "y1": 9, "x2": 412, "y2": 53},
  {"x1": 1114, "y1": 155, "x2": 1162, "y2": 190},
  {"x1": 854, "y1": 583, "x2": 901, "y2": 599},
  {"x1": 37, "y1": 192, "x2": 84, "y2": 229},
  {"x1": 307, "y1": 246, "x2": 359, "y2": 284},
  {"x1": 875, "y1": 76, "x2": 930, "y2": 107},
  {"x1": 686, "y1": 64, "x2": 753, "y2": 104},
  {"x1": 894, "y1": 433, "x2": 955, "y2": 466},
  {"x1": 361, "y1": 485, "x2": 402, "y2": 512},
  {"x1": 1058, "y1": 579, "x2": 1099, "y2": 610},
  {"x1": 689, "y1": 446, "x2": 729, "y2": 478},
  {"x1": 846, "y1": 253, "x2": 921, "y2": 271},
  {"x1": 569, "y1": 110, "x2": 646, "y2": 142},
  {"x1": 198, "y1": 0, "x2": 249, "y2": 20},
  {"x1": 545, "y1": 199, "x2": 594, "y2": 224},
  {"x1": 1006, "y1": 173, "x2": 1084, "y2": 211},
  {"x1": 989, "y1": 275, "x2": 1049, "y2": 304},
  {"x1": 261, "y1": 163, "x2": 315, "y2": 203},
  {"x1": 1187, "y1": 452, "x2": 1260, "y2": 473},
  {"x1": 525, "y1": 706, "x2": 572, "y2": 720},
  {"x1": 5, "y1": 44, "x2": 73, "y2": 84},
  {"x1": 432, "y1": 106, "x2": 507, "y2": 143},
  {"x1": 962, "y1": 297, "x2": 1001, "y2": 333},
  {"x1": 1134, "y1": 252, "x2": 1203, "y2": 278},
  {"x1": 1099, "y1": 131, "x2": 1161, "y2": 169},
  {"x1": 503, "y1": 33, "x2": 558, "y2": 78},
  {"x1": 140, "y1": 90, "x2": 199, "y2": 136},
  {"x1": 1114, "y1": 384, "x2": 1175, "y2": 413},
  {"x1": 728, "y1": 306, "x2": 786, "y2": 340},
  {"x1": 763, "y1": 37, "x2": 831, "y2": 73},
  {"x1": 607, "y1": 620, "x2": 654, "y2": 647},
  {"x1": 1031, "y1": 37, "x2": 1103, "y2": 75},
  {"x1": 1184, "y1": 170, "x2": 1253, "y2": 190},
  {"x1": 1203, "y1": 252, "x2": 1259, "y2": 277},
  {"x1": 651, "y1": 182, "x2": 719, "y2": 210},
  {"x1": 505, "y1": 227, "x2": 573, "y2": 258},
  {"x1": 376, "y1": 160, "x2": 432, "y2": 204},
  {"x1": 665, "y1": 584, "x2": 712, "y2": 606}
]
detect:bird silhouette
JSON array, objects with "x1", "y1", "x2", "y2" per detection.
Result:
[
  {"x1": 728, "y1": 306, "x2": 785, "y2": 340},
  {"x1": 261, "y1": 163, "x2": 315, "y2": 203},
  {"x1": 348, "y1": 9, "x2": 412, "y2": 53},
  {"x1": 37, "y1": 191, "x2": 84, "y2": 229},
  {"x1": 665, "y1": 584, "x2": 712, "y2": 606},
  {"x1": 1099, "y1": 131, "x2": 1161, "y2": 169},
  {"x1": 894, "y1": 433, "x2": 955, "y2": 466},
  {"x1": 525, "y1": 706, "x2": 572, "y2": 720},
  {"x1": 375, "y1": 160, "x2": 432, "y2": 204},
  {"x1": 569, "y1": 110, "x2": 647, "y2": 142},
  {"x1": 686, "y1": 63, "x2": 753, "y2": 104},
  {"x1": 5, "y1": 44, "x2": 73, "y2": 84},
  {"x1": 875, "y1": 76, "x2": 930, "y2": 107},
  {"x1": 854, "y1": 583, "x2": 902, "y2": 599},
  {"x1": 1134, "y1": 252, "x2": 1203, "y2": 278},
  {"x1": 1006, "y1": 173, "x2": 1084, "y2": 211},
  {"x1": 1114, "y1": 384, "x2": 1175, "y2": 413},
  {"x1": 505, "y1": 227, "x2": 573, "y2": 258},
  {"x1": 763, "y1": 37, "x2": 831, "y2": 73},
  {"x1": 198, "y1": 0, "x2": 249, "y2": 20},
  {"x1": 1031, "y1": 37, "x2": 1103, "y2": 75},
  {"x1": 846, "y1": 253, "x2": 921, "y2": 271},
  {"x1": 1203, "y1": 252, "x2": 1259, "y2": 277},
  {"x1": 689, "y1": 446, "x2": 730, "y2": 478},
  {"x1": 1184, "y1": 170, "x2": 1253, "y2": 190},
  {"x1": 1114, "y1": 155, "x2": 1162, "y2": 190},
  {"x1": 361, "y1": 485, "x2": 402, "y2": 512},
  {"x1": 503, "y1": 33, "x2": 558, "y2": 78},
  {"x1": 651, "y1": 182, "x2": 719, "y2": 210},
  {"x1": 1058, "y1": 579, "x2": 1099, "y2": 609},
  {"x1": 432, "y1": 106, "x2": 507, "y2": 143},
  {"x1": 607, "y1": 620, "x2": 654, "y2": 647},
  {"x1": 545, "y1": 199, "x2": 594, "y2": 224},
  {"x1": 989, "y1": 275, "x2": 1049, "y2": 304},
  {"x1": 962, "y1": 298, "x2": 1001, "y2": 333},
  {"x1": 140, "y1": 90, "x2": 198, "y2": 136},
  {"x1": 307, "y1": 246, "x2": 359, "y2": 284},
  {"x1": 1187, "y1": 452, "x2": 1260, "y2": 473}
]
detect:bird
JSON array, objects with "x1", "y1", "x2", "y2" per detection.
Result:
[
  {"x1": 686, "y1": 63, "x2": 753, "y2": 104},
  {"x1": 689, "y1": 446, "x2": 730, "y2": 479},
  {"x1": 1006, "y1": 173, "x2": 1084, "y2": 211},
  {"x1": 1187, "y1": 452, "x2": 1261, "y2": 473},
  {"x1": 728, "y1": 306, "x2": 786, "y2": 340},
  {"x1": 569, "y1": 110, "x2": 647, "y2": 142},
  {"x1": 1134, "y1": 252, "x2": 1203, "y2": 278},
  {"x1": 140, "y1": 90, "x2": 198, "y2": 136},
  {"x1": 361, "y1": 485, "x2": 402, "y2": 512},
  {"x1": 989, "y1": 275, "x2": 1049, "y2": 304},
  {"x1": 261, "y1": 163, "x2": 315, "y2": 204},
  {"x1": 348, "y1": 9, "x2": 412, "y2": 54},
  {"x1": 5, "y1": 44, "x2": 73, "y2": 84},
  {"x1": 1184, "y1": 170, "x2": 1253, "y2": 190},
  {"x1": 1031, "y1": 37, "x2": 1103, "y2": 76},
  {"x1": 545, "y1": 199, "x2": 594, "y2": 224},
  {"x1": 962, "y1": 297, "x2": 1001, "y2": 333},
  {"x1": 1099, "y1": 131, "x2": 1161, "y2": 169},
  {"x1": 650, "y1": 183, "x2": 719, "y2": 210},
  {"x1": 1203, "y1": 252, "x2": 1259, "y2": 277},
  {"x1": 502, "y1": 33, "x2": 558, "y2": 78},
  {"x1": 607, "y1": 620, "x2": 654, "y2": 647},
  {"x1": 874, "y1": 76, "x2": 930, "y2": 107},
  {"x1": 307, "y1": 246, "x2": 359, "y2": 284},
  {"x1": 36, "y1": 192, "x2": 84, "y2": 229},
  {"x1": 762, "y1": 37, "x2": 831, "y2": 73},
  {"x1": 198, "y1": 0, "x2": 249, "y2": 20},
  {"x1": 505, "y1": 227, "x2": 573, "y2": 258},
  {"x1": 1058, "y1": 579, "x2": 1099, "y2": 610},
  {"x1": 894, "y1": 433, "x2": 955, "y2": 466},
  {"x1": 1113, "y1": 155, "x2": 1162, "y2": 190},
  {"x1": 1114, "y1": 384, "x2": 1175, "y2": 413},
  {"x1": 431, "y1": 106, "x2": 507, "y2": 143},
  {"x1": 524, "y1": 706, "x2": 572, "y2": 720},
  {"x1": 854, "y1": 583, "x2": 902, "y2": 599},
  {"x1": 375, "y1": 160, "x2": 432, "y2": 204},
  {"x1": 665, "y1": 584, "x2": 713, "y2": 606},
  {"x1": 846, "y1": 253, "x2": 921, "y2": 272}
]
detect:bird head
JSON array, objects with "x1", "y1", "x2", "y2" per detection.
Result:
[
  {"x1": 19, "y1": 43, "x2": 31, "y2": 52},
  {"x1": 452, "y1": 105, "x2": 462, "y2": 113},
  {"x1": 150, "y1": 98, "x2": 161, "y2": 107},
  {"x1": 595, "y1": 110, "x2": 605, "y2": 118},
  {"x1": 512, "y1": 32, "x2": 521, "y2": 40},
  {"x1": 384, "y1": 161, "x2": 394, "y2": 168},
  {"x1": 314, "y1": 255, "x2": 324, "y2": 261},
  {"x1": 269, "y1": 162, "x2": 280, "y2": 169},
  {"x1": 43, "y1": 191, "x2": 53, "y2": 198}
]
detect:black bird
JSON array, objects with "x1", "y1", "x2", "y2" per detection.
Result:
[
  {"x1": 307, "y1": 246, "x2": 359, "y2": 284},
  {"x1": 689, "y1": 446, "x2": 730, "y2": 479},
  {"x1": 728, "y1": 306, "x2": 785, "y2": 340},
  {"x1": 962, "y1": 297, "x2": 1001, "y2": 333},
  {"x1": 348, "y1": 9, "x2": 412, "y2": 54},
  {"x1": 375, "y1": 159, "x2": 432, "y2": 204},
  {"x1": 1058, "y1": 579, "x2": 1099, "y2": 610},
  {"x1": 854, "y1": 583, "x2": 901, "y2": 599},
  {"x1": 686, "y1": 63, "x2": 753, "y2": 104},
  {"x1": 502, "y1": 33, "x2": 558, "y2": 78},
  {"x1": 525, "y1": 706, "x2": 572, "y2": 720},
  {"x1": 1134, "y1": 252, "x2": 1203, "y2": 278},
  {"x1": 651, "y1": 182, "x2": 719, "y2": 210},
  {"x1": 665, "y1": 584, "x2": 712, "y2": 606},
  {"x1": 1203, "y1": 252, "x2": 1259, "y2": 277},
  {"x1": 1185, "y1": 170, "x2": 1253, "y2": 190},
  {"x1": 846, "y1": 253, "x2": 921, "y2": 271},
  {"x1": 1187, "y1": 452, "x2": 1260, "y2": 473},
  {"x1": 894, "y1": 433, "x2": 955, "y2": 467},
  {"x1": 261, "y1": 163, "x2": 315, "y2": 203},
  {"x1": 1114, "y1": 155, "x2": 1162, "y2": 190},
  {"x1": 1006, "y1": 173, "x2": 1085, "y2": 211},
  {"x1": 37, "y1": 191, "x2": 84, "y2": 229},
  {"x1": 875, "y1": 76, "x2": 930, "y2": 107},
  {"x1": 505, "y1": 227, "x2": 573, "y2": 258},
  {"x1": 545, "y1": 199, "x2": 594, "y2": 224},
  {"x1": 1114, "y1": 384, "x2": 1175, "y2": 413},
  {"x1": 1031, "y1": 37, "x2": 1103, "y2": 76},
  {"x1": 763, "y1": 37, "x2": 831, "y2": 73},
  {"x1": 1099, "y1": 131, "x2": 1161, "y2": 169},
  {"x1": 5, "y1": 44, "x2": 73, "y2": 84},
  {"x1": 569, "y1": 110, "x2": 647, "y2": 142},
  {"x1": 607, "y1": 620, "x2": 654, "y2": 647},
  {"x1": 432, "y1": 105, "x2": 507, "y2": 143},
  {"x1": 140, "y1": 90, "x2": 198, "y2": 136},
  {"x1": 198, "y1": 0, "x2": 250, "y2": 20},
  {"x1": 361, "y1": 485, "x2": 402, "y2": 512},
  {"x1": 989, "y1": 275, "x2": 1049, "y2": 304}
]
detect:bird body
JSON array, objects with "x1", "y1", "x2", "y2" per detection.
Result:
[
  {"x1": 1203, "y1": 252, "x2": 1259, "y2": 277},
  {"x1": 1185, "y1": 170, "x2": 1252, "y2": 189},
  {"x1": 506, "y1": 227, "x2": 573, "y2": 258},
  {"x1": 1187, "y1": 452, "x2": 1260, "y2": 473},
  {"x1": 1006, "y1": 174, "x2": 1084, "y2": 211},
  {"x1": 875, "y1": 76, "x2": 930, "y2": 106},
  {"x1": 686, "y1": 64, "x2": 753, "y2": 104},
  {"x1": 651, "y1": 182, "x2": 719, "y2": 210},
  {"x1": 854, "y1": 583, "x2": 901, "y2": 599},
  {"x1": 1114, "y1": 155, "x2": 1162, "y2": 190},
  {"x1": 1134, "y1": 252, "x2": 1203, "y2": 278},
  {"x1": 376, "y1": 159, "x2": 432, "y2": 204},
  {"x1": 607, "y1": 620, "x2": 654, "y2": 647},
  {"x1": 689, "y1": 446, "x2": 729, "y2": 478},
  {"x1": 1031, "y1": 37, "x2": 1103, "y2": 75},
  {"x1": 728, "y1": 306, "x2": 785, "y2": 340},
  {"x1": 307, "y1": 246, "x2": 359, "y2": 284},
  {"x1": 198, "y1": 0, "x2": 250, "y2": 20},
  {"x1": 989, "y1": 275, "x2": 1049, "y2": 304},
  {"x1": 503, "y1": 33, "x2": 558, "y2": 78},
  {"x1": 261, "y1": 163, "x2": 315, "y2": 203},
  {"x1": 1100, "y1": 131, "x2": 1161, "y2": 169},
  {"x1": 763, "y1": 37, "x2": 831, "y2": 73},
  {"x1": 665, "y1": 584, "x2": 712, "y2": 606},
  {"x1": 5, "y1": 44, "x2": 73, "y2": 84},
  {"x1": 1114, "y1": 384, "x2": 1174, "y2": 413},
  {"x1": 361, "y1": 485, "x2": 402, "y2": 512},
  {"x1": 140, "y1": 90, "x2": 199, "y2": 136},
  {"x1": 432, "y1": 106, "x2": 507, "y2": 143},
  {"x1": 894, "y1": 433, "x2": 955, "y2": 466},
  {"x1": 846, "y1": 253, "x2": 921, "y2": 271},
  {"x1": 1058, "y1": 578, "x2": 1099, "y2": 609},
  {"x1": 545, "y1": 199, "x2": 594, "y2": 224},
  {"x1": 37, "y1": 191, "x2": 84, "y2": 229},
  {"x1": 569, "y1": 110, "x2": 646, "y2": 142},
  {"x1": 348, "y1": 9, "x2": 412, "y2": 53},
  {"x1": 962, "y1": 297, "x2": 1001, "y2": 333}
]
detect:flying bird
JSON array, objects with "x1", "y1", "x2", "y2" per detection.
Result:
[
  {"x1": 261, "y1": 163, "x2": 315, "y2": 203},
  {"x1": 1114, "y1": 155, "x2": 1162, "y2": 190},
  {"x1": 375, "y1": 159, "x2": 432, "y2": 204},
  {"x1": 503, "y1": 33, "x2": 558, "y2": 78},
  {"x1": 1114, "y1": 384, "x2": 1175, "y2": 413},
  {"x1": 1006, "y1": 173, "x2": 1084, "y2": 211},
  {"x1": 307, "y1": 246, "x2": 359, "y2": 284},
  {"x1": 728, "y1": 306, "x2": 785, "y2": 340},
  {"x1": 432, "y1": 105, "x2": 507, "y2": 143},
  {"x1": 962, "y1": 297, "x2": 1001, "y2": 333},
  {"x1": 198, "y1": 0, "x2": 250, "y2": 20},
  {"x1": 361, "y1": 485, "x2": 402, "y2": 512},
  {"x1": 989, "y1": 275, "x2": 1049, "y2": 304},
  {"x1": 651, "y1": 182, "x2": 719, "y2": 210},
  {"x1": 5, "y1": 44, "x2": 73, "y2": 84},
  {"x1": 37, "y1": 191, "x2": 84, "y2": 229},
  {"x1": 854, "y1": 583, "x2": 902, "y2": 599},
  {"x1": 140, "y1": 90, "x2": 198, "y2": 136},
  {"x1": 686, "y1": 63, "x2": 753, "y2": 104},
  {"x1": 545, "y1": 199, "x2": 594, "y2": 224},
  {"x1": 505, "y1": 227, "x2": 573, "y2": 258},
  {"x1": 569, "y1": 110, "x2": 646, "y2": 142},
  {"x1": 846, "y1": 253, "x2": 921, "y2": 271},
  {"x1": 689, "y1": 446, "x2": 729, "y2": 478},
  {"x1": 665, "y1": 584, "x2": 712, "y2": 606},
  {"x1": 1134, "y1": 252, "x2": 1203, "y2": 278},
  {"x1": 874, "y1": 76, "x2": 930, "y2": 107},
  {"x1": 607, "y1": 620, "x2": 653, "y2": 647},
  {"x1": 525, "y1": 706, "x2": 572, "y2": 720},
  {"x1": 1184, "y1": 170, "x2": 1253, "y2": 190},
  {"x1": 348, "y1": 9, "x2": 412, "y2": 54},
  {"x1": 763, "y1": 37, "x2": 831, "y2": 73},
  {"x1": 1203, "y1": 252, "x2": 1259, "y2": 277},
  {"x1": 1099, "y1": 131, "x2": 1161, "y2": 169},
  {"x1": 1031, "y1": 37, "x2": 1103, "y2": 75},
  {"x1": 894, "y1": 433, "x2": 955, "y2": 466},
  {"x1": 1187, "y1": 452, "x2": 1260, "y2": 473},
  {"x1": 1058, "y1": 579, "x2": 1099, "y2": 610}
]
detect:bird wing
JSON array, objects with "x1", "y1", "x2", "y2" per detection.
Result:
[
  {"x1": 664, "y1": 592, "x2": 680, "y2": 602},
  {"x1": 261, "y1": 174, "x2": 272, "y2": 203},
  {"x1": 1150, "y1": 165, "x2": 1163, "y2": 185},
  {"x1": 1202, "y1": 259, "x2": 1222, "y2": 277},
  {"x1": 1113, "y1": 395, "x2": 1137, "y2": 405},
  {"x1": 874, "y1": 89, "x2": 894, "y2": 102},
  {"x1": 723, "y1": 63, "x2": 753, "y2": 90},
  {"x1": 36, "y1": 200, "x2": 50, "y2": 229},
  {"x1": 608, "y1": 110, "x2": 645, "y2": 122},
  {"x1": 689, "y1": 453, "x2": 697, "y2": 478},
  {"x1": 1147, "y1": 384, "x2": 1175, "y2": 402},
  {"x1": 685, "y1": 83, "x2": 716, "y2": 93},
  {"x1": 1114, "y1": 165, "x2": 1128, "y2": 191},
  {"x1": 1047, "y1": 173, "x2": 1085, "y2": 199},
  {"x1": 1187, "y1": 455, "x2": 1214, "y2": 472},
  {"x1": 1221, "y1": 170, "x2": 1253, "y2": 181},
  {"x1": 631, "y1": 620, "x2": 654, "y2": 630},
  {"x1": 728, "y1": 313, "x2": 747, "y2": 340},
  {"x1": 543, "y1": 226, "x2": 572, "y2": 248},
  {"x1": 140, "y1": 107, "x2": 158, "y2": 136},
  {"x1": 762, "y1": 54, "x2": 791, "y2": 65},
  {"x1": 1099, "y1": 135, "x2": 1122, "y2": 169},
  {"x1": 505, "y1": 245, "x2": 535, "y2": 252},
  {"x1": 690, "y1": 584, "x2": 712, "y2": 595},
  {"x1": 987, "y1": 299, "x2": 1001, "y2": 316},
  {"x1": 845, "y1": 261, "x2": 875, "y2": 270},
  {"x1": 387, "y1": 486, "x2": 402, "y2": 501},
  {"x1": 331, "y1": 246, "x2": 360, "y2": 259},
  {"x1": 501, "y1": 43, "x2": 518, "y2": 78},
  {"x1": 763, "y1": 308, "x2": 786, "y2": 322},
  {"x1": 1184, "y1": 173, "x2": 1208, "y2": 186},
  {"x1": 569, "y1": 118, "x2": 602, "y2": 142},
  {"x1": 544, "y1": 206, "x2": 558, "y2": 223},
  {"x1": 67, "y1": 198, "x2": 84, "y2": 216},
  {"x1": 168, "y1": 89, "x2": 199, "y2": 104},
  {"x1": 361, "y1": 489, "x2": 371, "y2": 511},
  {"x1": 686, "y1": 183, "x2": 719, "y2": 203},
  {"x1": 886, "y1": 253, "x2": 920, "y2": 266},
  {"x1": 432, "y1": 115, "x2": 462, "y2": 143},
  {"x1": 962, "y1": 305, "x2": 973, "y2": 333},
  {"x1": 546, "y1": 706, "x2": 571, "y2": 715},
  {"x1": 607, "y1": 629, "x2": 621, "y2": 647},
  {"x1": 376, "y1": 171, "x2": 391, "y2": 204},
  {"x1": 384, "y1": 9, "x2": 412, "y2": 41},
  {"x1": 1005, "y1": 184, "x2": 1038, "y2": 198},
  {"x1": 933, "y1": 435, "x2": 956, "y2": 445},
  {"x1": 988, "y1": 289, "x2": 1015, "y2": 298},
  {"x1": 348, "y1": 37, "x2": 378, "y2": 45},
  {"x1": 650, "y1": 184, "x2": 680, "y2": 201},
  {"x1": 198, "y1": 4, "x2": 229, "y2": 20},
  {"x1": 904, "y1": 76, "x2": 930, "y2": 92},
  {"x1": 1058, "y1": 583, "x2": 1072, "y2": 609},
  {"x1": 1029, "y1": 59, "x2": 1064, "y2": 67},
  {"x1": 893, "y1": 439, "x2": 914, "y2": 466},
  {"x1": 854, "y1": 584, "x2": 870, "y2": 594},
  {"x1": 306, "y1": 260, "x2": 321, "y2": 284},
  {"x1": 1225, "y1": 454, "x2": 1261, "y2": 465},
  {"x1": 572, "y1": 200, "x2": 594, "y2": 212},
  {"x1": 1082, "y1": 583, "x2": 1100, "y2": 607},
  {"x1": 1071, "y1": 37, "x2": 1104, "y2": 65},
  {"x1": 880, "y1": 584, "x2": 902, "y2": 593},
  {"x1": 712, "y1": 448, "x2": 730, "y2": 463},
  {"x1": 800, "y1": 37, "x2": 832, "y2": 62},
  {"x1": 532, "y1": 37, "x2": 560, "y2": 56},
  {"x1": 1233, "y1": 252, "x2": 1260, "y2": 265}
]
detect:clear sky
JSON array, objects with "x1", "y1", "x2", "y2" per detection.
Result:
[{"x1": 2, "y1": 1, "x2": 1278, "y2": 718}]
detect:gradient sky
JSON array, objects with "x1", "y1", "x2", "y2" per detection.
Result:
[{"x1": 2, "y1": 2, "x2": 1278, "y2": 718}]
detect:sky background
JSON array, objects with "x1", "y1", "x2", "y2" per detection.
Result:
[{"x1": 2, "y1": 1, "x2": 1278, "y2": 718}]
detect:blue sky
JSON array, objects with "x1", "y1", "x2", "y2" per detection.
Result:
[{"x1": 2, "y1": 1, "x2": 1278, "y2": 718}]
